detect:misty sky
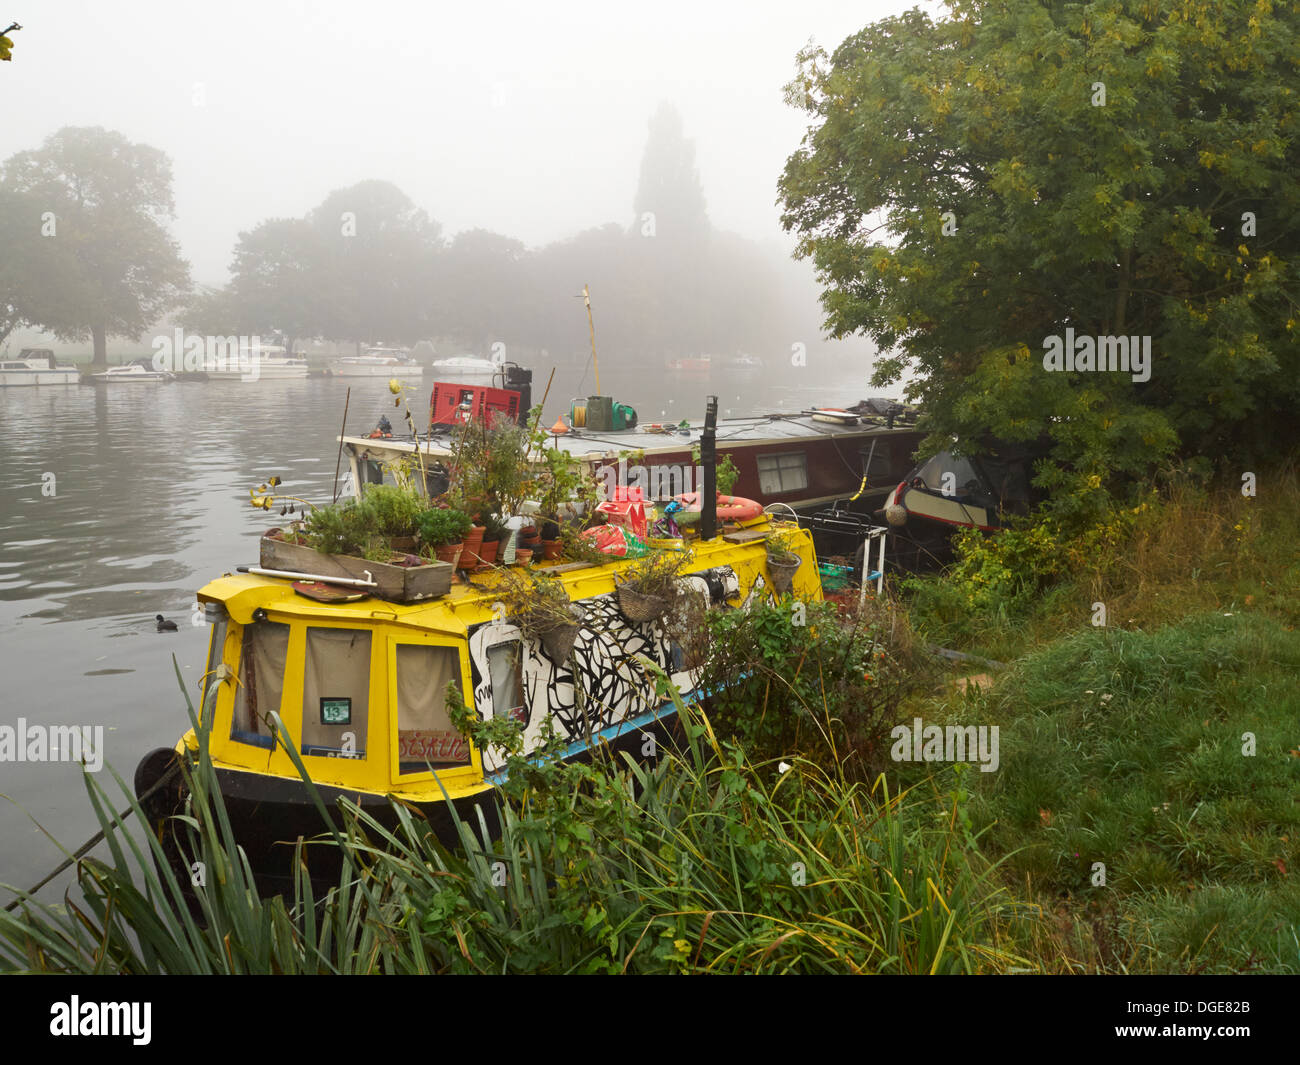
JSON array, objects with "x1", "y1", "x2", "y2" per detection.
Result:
[{"x1": 3, "y1": 1, "x2": 935, "y2": 284}]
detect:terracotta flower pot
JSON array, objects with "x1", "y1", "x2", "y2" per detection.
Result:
[
  {"x1": 434, "y1": 542, "x2": 464, "y2": 568},
  {"x1": 461, "y1": 525, "x2": 486, "y2": 566},
  {"x1": 514, "y1": 548, "x2": 533, "y2": 566},
  {"x1": 540, "y1": 539, "x2": 562, "y2": 560},
  {"x1": 475, "y1": 540, "x2": 500, "y2": 570}
]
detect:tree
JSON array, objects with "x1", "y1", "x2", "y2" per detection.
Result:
[
  {"x1": 1, "y1": 127, "x2": 191, "y2": 368},
  {"x1": 436, "y1": 228, "x2": 529, "y2": 352},
  {"x1": 632, "y1": 102, "x2": 710, "y2": 243},
  {"x1": 779, "y1": 1, "x2": 1300, "y2": 520},
  {"x1": 224, "y1": 217, "x2": 327, "y2": 352},
  {"x1": 307, "y1": 180, "x2": 442, "y2": 348}
]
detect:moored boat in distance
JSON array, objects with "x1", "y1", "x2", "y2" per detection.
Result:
[
  {"x1": 334, "y1": 347, "x2": 423, "y2": 378},
  {"x1": 0, "y1": 349, "x2": 80, "y2": 387},
  {"x1": 665, "y1": 354, "x2": 712, "y2": 372},
  {"x1": 88, "y1": 359, "x2": 175, "y2": 384},
  {"x1": 428, "y1": 354, "x2": 497, "y2": 386},
  {"x1": 205, "y1": 345, "x2": 309, "y2": 380}
]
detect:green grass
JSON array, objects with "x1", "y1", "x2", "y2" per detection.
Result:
[
  {"x1": 892, "y1": 465, "x2": 1300, "y2": 971},
  {"x1": 0, "y1": 664, "x2": 1030, "y2": 974}
]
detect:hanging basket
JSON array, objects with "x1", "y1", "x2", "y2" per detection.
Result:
[
  {"x1": 616, "y1": 579, "x2": 675, "y2": 622},
  {"x1": 766, "y1": 555, "x2": 802, "y2": 595},
  {"x1": 539, "y1": 621, "x2": 580, "y2": 663}
]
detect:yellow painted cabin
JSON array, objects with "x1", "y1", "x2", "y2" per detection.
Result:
[{"x1": 140, "y1": 521, "x2": 822, "y2": 892}]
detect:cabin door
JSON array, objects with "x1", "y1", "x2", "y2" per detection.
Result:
[{"x1": 386, "y1": 635, "x2": 476, "y2": 781}]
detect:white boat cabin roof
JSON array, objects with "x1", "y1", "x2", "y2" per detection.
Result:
[{"x1": 342, "y1": 399, "x2": 920, "y2": 463}]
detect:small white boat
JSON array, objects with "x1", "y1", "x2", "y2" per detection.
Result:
[
  {"x1": 428, "y1": 355, "x2": 499, "y2": 386},
  {"x1": 89, "y1": 360, "x2": 175, "y2": 384},
  {"x1": 0, "y1": 349, "x2": 81, "y2": 387},
  {"x1": 206, "y1": 345, "x2": 309, "y2": 380},
  {"x1": 334, "y1": 347, "x2": 423, "y2": 378}
]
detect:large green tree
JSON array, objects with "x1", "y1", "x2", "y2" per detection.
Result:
[
  {"x1": 780, "y1": 0, "x2": 1300, "y2": 517},
  {"x1": 2, "y1": 127, "x2": 191, "y2": 368}
]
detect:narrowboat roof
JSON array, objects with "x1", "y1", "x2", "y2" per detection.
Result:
[
  {"x1": 343, "y1": 400, "x2": 922, "y2": 462},
  {"x1": 199, "y1": 529, "x2": 778, "y2": 628}
]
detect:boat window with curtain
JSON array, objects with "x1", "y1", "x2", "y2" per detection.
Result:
[
  {"x1": 394, "y1": 643, "x2": 470, "y2": 774},
  {"x1": 756, "y1": 452, "x2": 809, "y2": 494},
  {"x1": 486, "y1": 641, "x2": 525, "y2": 722},
  {"x1": 231, "y1": 621, "x2": 289, "y2": 748},
  {"x1": 301, "y1": 628, "x2": 371, "y2": 758}
]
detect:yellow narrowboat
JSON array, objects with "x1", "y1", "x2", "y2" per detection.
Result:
[{"x1": 135, "y1": 520, "x2": 822, "y2": 895}]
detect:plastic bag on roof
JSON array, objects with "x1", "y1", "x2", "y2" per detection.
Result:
[{"x1": 580, "y1": 524, "x2": 652, "y2": 558}]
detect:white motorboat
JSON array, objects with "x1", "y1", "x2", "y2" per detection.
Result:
[
  {"x1": 428, "y1": 355, "x2": 499, "y2": 386},
  {"x1": 89, "y1": 359, "x2": 175, "y2": 384},
  {"x1": 334, "y1": 347, "x2": 423, "y2": 378},
  {"x1": 0, "y1": 349, "x2": 81, "y2": 387},
  {"x1": 205, "y1": 345, "x2": 309, "y2": 380}
]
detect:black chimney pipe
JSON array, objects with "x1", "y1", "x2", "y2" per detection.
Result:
[{"x1": 700, "y1": 395, "x2": 718, "y2": 540}]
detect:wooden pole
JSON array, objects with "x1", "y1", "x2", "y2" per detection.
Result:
[
  {"x1": 583, "y1": 284, "x2": 600, "y2": 395},
  {"x1": 332, "y1": 387, "x2": 351, "y2": 503}
]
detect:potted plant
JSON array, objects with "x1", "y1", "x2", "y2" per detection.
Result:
[
  {"x1": 416, "y1": 507, "x2": 471, "y2": 567},
  {"x1": 615, "y1": 549, "x2": 688, "y2": 622},
  {"x1": 476, "y1": 514, "x2": 509, "y2": 569},
  {"x1": 496, "y1": 570, "x2": 581, "y2": 662},
  {"x1": 764, "y1": 527, "x2": 803, "y2": 595},
  {"x1": 253, "y1": 482, "x2": 453, "y2": 602}
]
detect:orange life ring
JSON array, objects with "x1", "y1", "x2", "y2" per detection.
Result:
[{"x1": 673, "y1": 492, "x2": 764, "y2": 522}]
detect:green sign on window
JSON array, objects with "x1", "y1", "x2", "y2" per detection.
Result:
[{"x1": 320, "y1": 697, "x2": 352, "y2": 725}]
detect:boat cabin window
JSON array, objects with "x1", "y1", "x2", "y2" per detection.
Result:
[
  {"x1": 203, "y1": 615, "x2": 229, "y2": 712},
  {"x1": 756, "y1": 452, "x2": 809, "y2": 495},
  {"x1": 394, "y1": 644, "x2": 471, "y2": 773},
  {"x1": 486, "y1": 641, "x2": 525, "y2": 722},
  {"x1": 357, "y1": 458, "x2": 385, "y2": 489},
  {"x1": 231, "y1": 621, "x2": 290, "y2": 748},
  {"x1": 301, "y1": 628, "x2": 371, "y2": 759}
]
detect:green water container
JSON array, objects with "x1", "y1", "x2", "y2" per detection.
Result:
[{"x1": 585, "y1": 395, "x2": 614, "y2": 431}]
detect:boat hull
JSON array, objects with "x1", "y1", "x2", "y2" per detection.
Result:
[
  {"x1": 334, "y1": 364, "x2": 424, "y2": 378},
  {"x1": 206, "y1": 367, "x2": 309, "y2": 380},
  {"x1": 0, "y1": 370, "x2": 80, "y2": 386}
]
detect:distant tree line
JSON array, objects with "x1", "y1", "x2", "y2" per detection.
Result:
[{"x1": 1, "y1": 105, "x2": 800, "y2": 372}]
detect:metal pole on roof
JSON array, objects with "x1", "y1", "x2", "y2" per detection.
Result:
[{"x1": 701, "y1": 396, "x2": 718, "y2": 540}]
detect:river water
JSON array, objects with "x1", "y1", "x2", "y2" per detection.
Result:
[{"x1": 0, "y1": 362, "x2": 869, "y2": 898}]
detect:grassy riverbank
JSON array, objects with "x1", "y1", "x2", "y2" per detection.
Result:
[{"x1": 897, "y1": 465, "x2": 1300, "y2": 972}]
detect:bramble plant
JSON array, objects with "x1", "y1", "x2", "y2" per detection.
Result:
[{"x1": 698, "y1": 597, "x2": 904, "y2": 783}]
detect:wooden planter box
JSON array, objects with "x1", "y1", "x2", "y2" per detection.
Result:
[{"x1": 260, "y1": 534, "x2": 452, "y2": 603}]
